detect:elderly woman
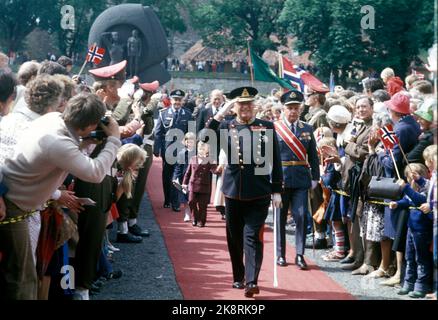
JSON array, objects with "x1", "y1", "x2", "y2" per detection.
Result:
[{"x1": 0, "y1": 74, "x2": 66, "y2": 275}]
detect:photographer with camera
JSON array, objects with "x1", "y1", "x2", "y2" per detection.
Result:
[{"x1": 0, "y1": 93, "x2": 121, "y2": 300}]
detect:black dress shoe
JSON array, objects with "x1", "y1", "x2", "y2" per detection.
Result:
[
  {"x1": 277, "y1": 257, "x2": 287, "y2": 267},
  {"x1": 116, "y1": 233, "x2": 143, "y2": 243},
  {"x1": 192, "y1": 221, "x2": 198, "y2": 227},
  {"x1": 314, "y1": 238, "x2": 328, "y2": 249},
  {"x1": 172, "y1": 207, "x2": 181, "y2": 212},
  {"x1": 244, "y1": 283, "x2": 260, "y2": 298},
  {"x1": 339, "y1": 256, "x2": 355, "y2": 264},
  {"x1": 295, "y1": 255, "x2": 308, "y2": 270},
  {"x1": 198, "y1": 223, "x2": 205, "y2": 228},
  {"x1": 221, "y1": 214, "x2": 226, "y2": 220},
  {"x1": 163, "y1": 203, "x2": 170, "y2": 208},
  {"x1": 232, "y1": 281, "x2": 245, "y2": 289},
  {"x1": 105, "y1": 269, "x2": 123, "y2": 280},
  {"x1": 128, "y1": 224, "x2": 150, "y2": 237}
]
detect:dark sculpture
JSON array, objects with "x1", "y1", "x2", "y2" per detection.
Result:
[
  {"x1": 101, "y1": 31, "x2": 125, "y2": 65},
  {"x1": 88, "y1": 4, "x2": 170, "y2": 84},
  {"x1": 127, "y1": 29, "x2": 142, "y2": 77}
]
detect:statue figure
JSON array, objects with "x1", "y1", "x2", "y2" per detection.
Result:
[
  {"x1": 127, "y1": 29, "x2": 142, "y2": 77},
  {"x1": 101, "y1": 31, "x2": 124, "y2": 65}
]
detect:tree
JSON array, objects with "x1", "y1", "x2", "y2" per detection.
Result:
[
  {"x1": 0, "y1": 0, "x2": 57, "y2": 53},
  {"x1": 280, "y1": 0, "x2": 434, "y2": 83},
  {"x1": 190, "y1": 0, "x2": 287, "y2": 56}
]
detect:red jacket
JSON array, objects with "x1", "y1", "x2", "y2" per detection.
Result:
[
  {"x1": 183, "y1": 156, "x2": 218, "y2": 194},
  {"x1": 386, "y1": 76, "x2": 404, "y2": 96}
]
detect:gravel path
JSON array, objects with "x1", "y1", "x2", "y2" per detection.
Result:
[
  {"x1": 92, "y1": 192, "x2": 183, "y2": 300},
  {"x1": 265, "y1": 209, "x2": 408, "y2": 300},
  {"x1": 93, "y1": 192, "x2": 409, "y2": 300}
]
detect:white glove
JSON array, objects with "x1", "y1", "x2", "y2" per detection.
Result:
[
  {"x1": 272, "y1": 193, "x2": 282, "y2": 208},
  {"x1": 117, "y1": 81, "x2": 135, "y2": 99},
  {"x1": 215, "y1": 98, "x2": 236, "y2": 119},
  {"x1": 311, "y1": 180, "x2": 319, "y2": 189}
]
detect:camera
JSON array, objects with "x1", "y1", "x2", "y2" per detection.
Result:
[{"x1": 86, "y1": 116, "x2": 111, "y2": 141}]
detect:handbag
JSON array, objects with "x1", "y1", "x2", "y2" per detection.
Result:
[{"x1": 367, "y1": 174, "x2": 403, "y2": 201}]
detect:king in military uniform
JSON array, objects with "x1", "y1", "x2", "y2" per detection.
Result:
[
  {"x1": 206, "y1": 87, "x2": 283, "y2": 298},
  {"x1": 274, "y1": 90, "x2": 320, "y2": 270},
  {"x1": 154, "y1": 89, "x2": 193, "y2": 211}
]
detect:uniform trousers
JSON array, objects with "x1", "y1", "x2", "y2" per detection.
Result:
[
  {"x1": 225, "y1": 196, "x2": 270, "y2": 285},
  {"x1": 162, "y1": 159, "x2": 179, "y2": 207},
  {"x1": 73, "y1": 175, "x2": 113, "y2": 289},
  {"x1": 277, "y1": 188, "x2": 308, "y2": 257}
]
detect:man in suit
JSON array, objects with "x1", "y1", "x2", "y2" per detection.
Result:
[
  {"x1": 206, "y1": 86, "x2": 283, "y2": 298},
  {"x1": 274, "y1": 90, "x2": 320, "y2": 270},
  {"x1": 154, "y1": 89, "x2": 193, "y2": 211},
  {"x1": 196, "y1": 89, "x2": 224, "y2": 133}
]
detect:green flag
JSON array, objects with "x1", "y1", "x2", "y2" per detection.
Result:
[{"x1": 250, "y1": 49, "x2": 295, "y2": 90}]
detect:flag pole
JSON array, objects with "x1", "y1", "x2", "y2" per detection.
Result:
[
  {"x1": 272, "y1": 202, "x2": 278, "y2": 287},
  {"x1": 247, "y1": 39, "x2": 254, "y2": 87},
  {"x1": 76, "y1": 59, "x2": 88, "y2": 79},
  {"x1": 389, "y1": 149, "x2": 402, "y2": 180},
  {"x1": 398, "y1": 144, "x2": 413, "y2": 175}
]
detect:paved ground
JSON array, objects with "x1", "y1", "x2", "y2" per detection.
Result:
[
  {"x1": 94, "y1": 193, "x2": 407, "y2": 300},
  {"x1": 93, "y1": 193, "x2": 183, "y2": 300},
  {"x1": 264, "y1": 210, "x2": 405, "y2": 300}
]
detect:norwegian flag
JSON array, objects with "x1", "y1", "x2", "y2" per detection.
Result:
[
  {"x1": 279, "y1": 55, "x2": 306, "y2": 92},
  {"x1": 279, "y1": 55, "x2": 329, "y2": 93},
  {"x1": 86, "y1": 44, "x2": 105, "y2": 65},
  {"x1": 379, "y1": 124, "x2": 399, "y2": 150}
]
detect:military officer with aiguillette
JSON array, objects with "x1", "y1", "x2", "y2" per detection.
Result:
[{"x1": 206, "y1": 86, "x2": 283, "y2": 298}]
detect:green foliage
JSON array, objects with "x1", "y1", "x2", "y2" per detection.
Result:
[
  {"x1": 0, "y1": 0, "x2": 57, "y2": 52},
  {"x1": 191, "y1": 0, "x2": 287, "y2": 55},
  {"x1": 280, "y1": 0, "x2": 434, "y2": 81}
]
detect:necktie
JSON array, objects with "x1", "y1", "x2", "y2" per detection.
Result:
[
  {"x1": 291, "y1": 123, "x2": 296, "y2": 135},
  {"x1": 174, "y1": 110, "x2": 180, "y2": 123}
]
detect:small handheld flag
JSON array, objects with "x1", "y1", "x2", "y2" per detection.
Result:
[
  {"x1": 86, "y1": 44, "x2": 105, "y2": 65},
  {"x1": 379, "y1": 124, "x2": 399, "y2": 150}
]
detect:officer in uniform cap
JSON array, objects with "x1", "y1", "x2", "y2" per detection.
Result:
[
  {"x1": 89, "y1": 60, "x2": 127, "y2": 109},
  {"x1": 154, "y1": 88, "x2": 192, "y2": 211},
  {"x1": 206, "y1": 86, "x2": 283, "y2": 298},
  {"x1": 274, "y1": 89, "x2": 320, "y2": 270}
]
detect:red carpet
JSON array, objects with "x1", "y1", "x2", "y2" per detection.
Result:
[{"x1": 147, "y1": 158, "x2": 354, "y2": 300}]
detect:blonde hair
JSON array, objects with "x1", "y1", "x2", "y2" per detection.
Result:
[
  {"x1": 318, "y1": 136, "x2": 336, "y2": 149},
  {"x1": 423, "y1": 144, "x2": 437, "y2": 170},
  {"x1": 117, "y1": 144, "x2": 147, "y2": 198},
  {"x1": 405, "y1": 163, "x2": 428, "y2": 191},
  {"x1": 380, "y1": 67, "x2": 395, "y2": 81},
  {"x1": 184, "y1": 132, "x2": 196, "y2": 141}
]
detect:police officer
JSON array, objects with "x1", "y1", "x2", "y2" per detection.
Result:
[
  {"x1": 275, "y1": 90, "x2": 320, "y2": 270},
  {"x1": 153, "y1": 89, "x2": 193, "y2": 211},
  {"x1": 207, "y1": 87, "x2": 283, "y2": 298}
]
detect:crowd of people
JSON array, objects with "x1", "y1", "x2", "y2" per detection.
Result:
[{"x1": 0, "y1": 50, "x2": 436, "y2": 300}]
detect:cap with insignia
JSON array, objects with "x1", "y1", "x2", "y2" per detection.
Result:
[
  {"x1": 280, "y1": 90, "x2": 304, "y2": 105},
  {"x1": 170, "y1": 89, "x2": 185, "y2": 98},
  {"x1": 228, "y1": 86, "x2": 258, "y2": 102},
  {"x1": 89, "y1": 60, "x2": 127, "y2": 81}
]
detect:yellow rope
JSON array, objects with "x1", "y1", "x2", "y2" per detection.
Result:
[{"x1": 0, "y1": 201, "x2": 54, "y2": 225}]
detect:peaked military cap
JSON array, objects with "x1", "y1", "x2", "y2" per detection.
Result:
[
  {"x1": 280, "y1": 90, "x2": 304, "y2": 105},
  {"x1": 228, "y1": 86, "x2": 258, "y2": 102},
  {"x1": 170, "y1": 89, "x2": 185, "y2": 98},
  {"x1": 140, "y1": 80, "x2": 160, "y2": 92},
  {"x1": 89, "y1": 60, "x2": 127, "y2": 81}
]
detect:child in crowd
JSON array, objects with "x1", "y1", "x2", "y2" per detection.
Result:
[
  {"x1": 182, "y1": 141, "x2": 218, "y2": 227},
  {"x1": 173, "y1": 132, "x2": 197, "y2": 222},
  {"x1": 389, "y1": 162, "x2": 433, "y2": 298},
  {"x1": 420, "y1": 145, "x2": 437, "y2": 299},
  {"x1": 115, "y1": 144, "x2": 147, "y2": 242},
  {"x1": 319, "y1": 136, "x2": 346, "y2": 261}
]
